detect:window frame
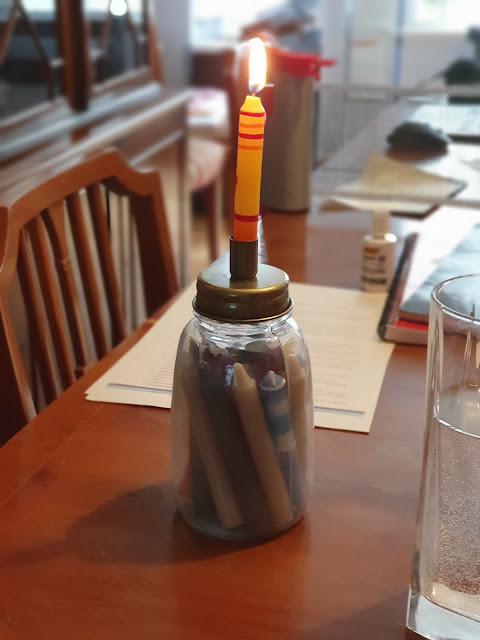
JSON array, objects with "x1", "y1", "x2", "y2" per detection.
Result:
[{"x1": 0, "y1": 0, "x2": 162, "y2": 133}]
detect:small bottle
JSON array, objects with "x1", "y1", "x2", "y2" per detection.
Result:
[{"x1": 361, "y1": 210, "x2": 397, "y2": 292}]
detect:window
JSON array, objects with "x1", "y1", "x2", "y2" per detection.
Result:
[
  {"x1": 0, "y1": 0, "x2": 63, "y2": 120},
  {"x1": 85, "y1": 0, "x2": 150, "y2": 91},
  {"x1": 0, "y1": 0, "x2": 160, "y2": 127},
  {"x1": 191, "y1": 0, "x2": 283, "y2": 43},
  {"x1": 406, "y1": 0, "x2": 480, "y2": 32}
]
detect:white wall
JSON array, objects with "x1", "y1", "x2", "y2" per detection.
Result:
[
  {"x1": 154, "y1": 0, "x2": 190, "y2": 86},
  {"x1": 400, "y1": 32, "x2": 473, "y2": 86},
  {"x1": 351, "y1": 0, "x2": 398, "y2": 32}
]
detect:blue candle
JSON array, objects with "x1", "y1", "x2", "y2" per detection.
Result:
[{"x1": 260, "y1": 370, "x2": 304, "y2": 513}]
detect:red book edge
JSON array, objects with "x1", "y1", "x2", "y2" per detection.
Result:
[{"x1": 377, "y1": 233, "x2": 429, "y2": 346}]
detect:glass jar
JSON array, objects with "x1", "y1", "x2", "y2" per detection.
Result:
[{"x1": 170, "y1": 256, "x2": 313, "y2": 541}]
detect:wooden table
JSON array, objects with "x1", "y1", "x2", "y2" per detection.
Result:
[{"x1": 0, "y1": 105, "x2": 479, "y2": 639}]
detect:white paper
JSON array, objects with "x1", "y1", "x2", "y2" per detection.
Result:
[
  {"x1": 86, "y1": 281, "x2": 394, "y2": 433},
  {"x1": 462, "y1": 156, "x2": 480, "y2": 172},
  {"x1": 86, "y1": 281, "x2": 196, "y2": 406},
  {"x1": 290, "y1": 283, "x2": 394, "y2": 432},
  {"x1": 326, "y1": 154, "x2": 465, "y2": 215}
]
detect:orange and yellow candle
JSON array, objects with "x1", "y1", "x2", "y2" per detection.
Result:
[{"x1": 233, "y1": 38, "x2": 267, "y2": 242}]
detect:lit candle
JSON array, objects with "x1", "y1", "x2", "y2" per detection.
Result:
[{"x1": 233, "y1": 38, "x2": 267, "y2": 243}]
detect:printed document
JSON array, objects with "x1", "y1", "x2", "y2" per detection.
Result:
[{"x1": 86, "y1": 282, "x2": 394, "y2": 433}]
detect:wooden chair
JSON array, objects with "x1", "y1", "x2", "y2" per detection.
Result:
[
  {"x1": 186, "y1": 130, "x2": 229, "y2": 262},
  {"x1": 0, "y1": 149, "x2": 178, "y2": 443},
  {"x1": 187, "y1": 48, "x2": 238, "y2": 261}
]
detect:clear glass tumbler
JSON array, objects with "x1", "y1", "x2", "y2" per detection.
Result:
[{"x1": 407, "y1": 274, "x2": 480, "y2": 640}]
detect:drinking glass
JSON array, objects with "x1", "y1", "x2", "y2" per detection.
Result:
[{"x1": 407, "y1": 274, "x2": 480, "y2": 640}]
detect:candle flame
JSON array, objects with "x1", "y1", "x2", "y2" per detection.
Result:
[{"x1": 248, "y1": 38, "x2": 267, "y2": 94}]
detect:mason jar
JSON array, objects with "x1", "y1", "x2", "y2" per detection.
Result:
[{"x1": 170, "y1": 255, "x2": 313, "y2": 541}]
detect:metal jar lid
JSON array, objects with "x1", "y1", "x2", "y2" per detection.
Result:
[{"x1": 194, "y1": 260, "x2": 292, "y2": 322}]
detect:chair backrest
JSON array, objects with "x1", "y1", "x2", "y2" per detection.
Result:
[{"x1": 0, "y1": 149, "x2": 178, "y2": 442}]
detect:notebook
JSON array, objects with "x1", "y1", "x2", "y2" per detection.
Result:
[
  {"x1": 399, "y1": 223, "x2": 480, "y2": 324},
  {"x1": 377, "y1": 233, "x2": 429, "y2": 346}
]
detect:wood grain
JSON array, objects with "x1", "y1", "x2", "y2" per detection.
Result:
[{"x1": 1, "y1": 104, "x2": 478, "y2": 638}]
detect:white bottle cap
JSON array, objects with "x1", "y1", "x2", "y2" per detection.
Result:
[{"x1": 372, "y1": 210, "x2": 389, "y2": 238}]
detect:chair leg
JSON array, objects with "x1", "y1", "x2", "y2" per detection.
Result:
[
  {"x1": 224, "y1": 148, "x2": 236, "y2": 235},
  {"x1": 204, "y1": 176, "x2": 223, "y2": 262}
]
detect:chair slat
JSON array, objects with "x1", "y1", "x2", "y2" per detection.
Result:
[
  {"x1": 17, "y1": 230, "x2": 60, "y2": 404},
  {"x1": 86, "y1": 183, "x2": 126, "y2": 345},
  {"x1": 130, "y1": 189, "x2": 178, "y2": 315},
  {"x1": 43, "y1": 201, "x2": 92, "y2": 373},
  {"x1": 66, "y1": 192, "x2": 110, "y2": 359},
  {"x1": 28, "y1": 215, "x2": 76, "y2": 390}
]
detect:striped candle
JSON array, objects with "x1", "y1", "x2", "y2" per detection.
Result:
[{"x1": 233, "y1": 38, "x2": 267, "y2": 243}]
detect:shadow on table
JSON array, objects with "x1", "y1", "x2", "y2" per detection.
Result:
[
  {"x1": 5, "y1": 483, "x2": 275, "y2": 567},
  {"x1": 66, "y1": 482, "x2": 261, "y2": 565}
]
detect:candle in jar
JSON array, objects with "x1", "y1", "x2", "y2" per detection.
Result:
[{"x1": 233, "y1": 37, "x2": 267, "y2": 243}]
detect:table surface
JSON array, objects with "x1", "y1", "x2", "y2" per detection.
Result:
[{"x1": 1, "y1": 102, "x2": 479, "y2": 640}]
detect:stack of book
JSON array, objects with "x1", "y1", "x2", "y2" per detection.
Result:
[{"x1": 378, "y1": 223, "x2": 480, "y2": 346}]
